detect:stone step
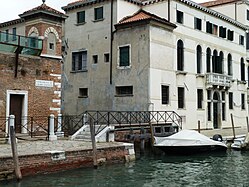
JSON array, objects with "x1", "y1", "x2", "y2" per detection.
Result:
[{"x1": 0, "y1": 138, "x2": 7, "y2": 144}]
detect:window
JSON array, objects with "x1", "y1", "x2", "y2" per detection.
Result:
[
  {"x1": 176, "y1": 10, "x2": 183, "y2": 24},
  {"x1": 197, "y1": 89, "x2": 203, "y2": 109},
  {"x1": 207, "y1": 102, "x2": 211, "y2": 121},
  {"x1": 194, "y1": 17, "x2": 201, "y2": 30},
  {"x1": 77, "y1": 11, "x2": 85, "y2": 24},
  {"x1": 119, "y1": 46, "x2": 130, "y2": 67},
  {"x1": 92, "y1": 55, "x2": 98, "y2": 64},
  {"x1": 222, "y1": 103, "x2": 226, "y2": 121},
  {"x1": 219, "y1": 51, "x2": 224, "y2": 74},
  {"x1": 239, "y1": 35, "x2": 244, "y2": 45},
  {"x1": 79, "y1": 88, "x2": 88, "y2": 97},
  {"x1": 219, "y1": 26, "x2": 226, "y2": 38},
  {"x1": 241, "y1": 58, "x2": 245, "y2": 81},
  {"x1": 47, "y1": 32, "x2": 56, "y2": 55},
  {"x1": 162, "y1": 85, "x2": 169, "y2": 105},
  {"x1": 247, "y1": 33, "x2": 249, "y2": 50},
  {"x1": 206, "y1": 21, "x2": 212, "y2": 34},
  {"x1": 104, "y1": 53, "x2": 109, "y2": 63},
  {"x1": 5, "y1": 29, "x2": 9, "y2": 41},
  {"x1": 72, "y1": 51, "x2": 87, "y2": 71},
  {"x1": 227, "y1": 30, "x2": 234, "y2": 41},
  {"x1": 196, "y1": 45, "x2": 202, "y2": 74},
  {"x1": 12, "y1": 27, "x2": 16, "y2": 41},
  {"x1": 212, "y1": 24, "x2": 218, "y2": 35},
  {"x1": 228, "y1": 54, "x2": 232, "y2": 76},
  {"x1": 229, "y1": 92, "x2": 233, "y2": 109},
  {"x1": 247, "y1": 10, "x2": 249, "y2": 20},
  {"x1": 116, "y1": 86, "x2": 133, "y2": 96},
  {"x1": 94, "y1": 7, "x2": 103, "y2": 21},
  {"x1": 178, "y1": 87, "x2": 185, "y2": 109},
  {"x1": 177, "y1": 40, "x2": 184, "y2": 71},
  {"x1": 212, "y1": 50, "x2": 219, "y2": 73},
  {"x1": 206, "y1": 48, "x2": 211, "y2": 73},
  {"x1": 241, "y1": 93, "x2": 245, "y2": 110},
  {"x1": 49, "y1": 43, "x2": 54, "y2": 50}
]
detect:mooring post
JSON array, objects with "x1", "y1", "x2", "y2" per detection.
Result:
[
  {"x1": 198, "y1": 120, "x2": 200, "y2": 133},
  {"x1": 9, "y1": 115, "x2": 22, "y2": 181},
  {"x1": 89, "y1": 117, "x2": 98, "y2": 168},
  {"x1": 149, "y1": 122, "x2": 154, "y2": 146},
  {"x1": 230, "y1": 113, "x2": 236, "y2": 139},
  {"x1": 49, "y1": 114, "x2": 57, "y2": 141},
  {"x1": 140, "y1": 127, "x2": 145, "y2": 154}
]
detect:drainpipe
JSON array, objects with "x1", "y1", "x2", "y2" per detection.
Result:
[
  {"x1": 235, "y1": 3, "x2": 237, "y2": 21},
  {"x1": 168, "y1": 0, "x2": 170, "y2": 22},
  {"x1": 110, "y1": 0, "x2": 114, "y2": 85}
]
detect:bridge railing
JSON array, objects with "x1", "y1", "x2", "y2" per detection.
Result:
[{"x1": 84, "y1": 111, "x2": 182, "y2": 135}]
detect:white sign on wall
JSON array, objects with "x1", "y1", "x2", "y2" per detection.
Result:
[{"x1": 35, "y1": 80, "x2": 54, "y2": 88}]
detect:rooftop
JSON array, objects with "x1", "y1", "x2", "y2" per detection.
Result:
[{"x1": 200, "y1": 0, "x2": 240, "y2": 7}]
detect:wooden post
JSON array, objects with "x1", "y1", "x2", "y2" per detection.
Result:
[
  {"x1": 198, "y1": 120, "x2": 200, "y2": 133},
  {"x1": 149, "y1": 122, "x2": 154, "y2": 146},
  {"x1": 9, "y1": 115, "x2": 22, "y2": 181},
  {"x1": 246, "y1": 117, "x2": 249, "y2": 133},
  {"x1": 140, "y1": 127, "x2": 145, "y2": 154},
  {"x1": 230, "y1": 113, "x2": 236, "y2": 139},
  {"x1": 89, "y1": 117, "x2": 98, "y2": 169}
]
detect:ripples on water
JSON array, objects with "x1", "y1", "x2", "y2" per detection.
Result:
[{"x1": 2, "y1": 150, "x2": 249, "y2": 187}]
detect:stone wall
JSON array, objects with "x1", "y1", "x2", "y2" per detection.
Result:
[
  {"x1": 0, "y1": 146, "x2": 131, "y2": 180},
  {"x1": 0, "y1": 51, "x2": 61, "y2": 131}
]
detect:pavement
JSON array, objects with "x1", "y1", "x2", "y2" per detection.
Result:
[
  {"x1": 200, "y1": 127, "x2": 248, "y2": 139},
  {"x1": 0, "y1": 140, "x2": 125, "y2": 158}
]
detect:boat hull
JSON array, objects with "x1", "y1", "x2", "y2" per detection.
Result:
[{"x1": 154, "y1": 145, "x2": 227, "y2": 155}]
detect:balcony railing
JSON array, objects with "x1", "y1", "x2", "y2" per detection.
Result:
[
  {"x1": 206, "y1": 73, "x2": 232, "y2": 87},
  {"x1": 0, "y1": 31, "x2": 43, "y2": 56}
]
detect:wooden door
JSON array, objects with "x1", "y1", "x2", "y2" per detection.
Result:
[{"x1": 10, "y1": 94, "x2": 24, "y2": 133}]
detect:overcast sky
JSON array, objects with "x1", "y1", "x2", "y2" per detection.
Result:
[{"x1": 0, "y1": 0, "x2": 207, "y2": 23}]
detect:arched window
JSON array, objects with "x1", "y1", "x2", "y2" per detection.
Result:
[
  {"x1": 241, "y1": 58, "x2": 245, "y2": 81},
  {"x1": 196, "y1": 45, "x2": 202, "y2": 74},
  {"x1": 227, "y1": 54, "x2": 232, "y2": 76},
  {"x1": 206, "y1": 48, "x2": 211, "y2": 73},
  {"x1": 177, "y1": 40, "x2": 184, "y2": 71},
  {"x1": 212, "y1": 50, "x2": 218, "y2": 73},
  {"x1": 47, "y1": 32, "x2": 56, "y2": 55},
  {"x1": 28, "y1": 32, "x2": 38, "y2": 48},
  {"x1": 219, "y1": 51, "x2": 224, "y2": 74}
]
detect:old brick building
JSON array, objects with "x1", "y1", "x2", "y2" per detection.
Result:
[{"x1": 0, "y1": 2, "x2": 67, "y2": 134}]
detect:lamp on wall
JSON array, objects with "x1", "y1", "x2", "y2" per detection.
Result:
[{"x1": 42, "y1": 0, "x2": 46, "y2": 4}]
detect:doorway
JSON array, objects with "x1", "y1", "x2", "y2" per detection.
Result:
[
  {"x1": 213, "y1": 92, "x2": 220, "y2": 129},
  {"x1": 10, "y1": 94, "x2": 24, "y2": 133}
]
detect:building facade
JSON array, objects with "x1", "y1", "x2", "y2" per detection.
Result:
[
  {"x1": 62, "y1": 0, "x2": 248, "y2": 130},
  {"x1": 0, "y1": 2, "x2": 66, "y2": 133}
]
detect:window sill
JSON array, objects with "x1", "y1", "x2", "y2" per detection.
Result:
[
  {"x1": 78, "y1": 96, "x2": 88, "y2": 98},
  {"x1": 176, "y1": 71, "x2": 187, "y2": 75},
  {"x1": 115, "y1": 94, "x2": 133, "y2": 97},
  {"x1": 117, "y1": 66, "x2": 131, "y2": 70},
  {"x1": 177, "y1": 108, "x2": 185, "y2": 110},
  {"x1": 238, "y1": 80, "x2": 247, "y2": 84},
  {"x1": 197, "y1": 108, "x2": 204, "y2": 110},
  {"x1": 70, "y1": 70, "x2": 88, "y2": 73},
  {"x1": 92, "y1": 18, "x2": 104, "y2": 22},
  {"x1": 75, "y1": 22, "x2": 86, "y2": 26},
  {"x1": 196, "y1": 74, "x2": 205, "y2": 77}
]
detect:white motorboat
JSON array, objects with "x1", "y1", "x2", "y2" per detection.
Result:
[{"x1": 154, "y1": 129, "x2": 227, "y2": 155}]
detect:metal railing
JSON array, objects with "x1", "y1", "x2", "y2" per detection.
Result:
[{"x1": 84, "y1": 111, "x2": 182, "y2": 135}]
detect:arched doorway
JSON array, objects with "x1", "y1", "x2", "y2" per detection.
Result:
[{"x1": 213, "y1": 92, "x2": 220, "y2": 129}]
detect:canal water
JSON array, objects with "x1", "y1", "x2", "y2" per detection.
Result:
[{"x1": 1, "y1": 150, "x2": 249, "y2": 187}]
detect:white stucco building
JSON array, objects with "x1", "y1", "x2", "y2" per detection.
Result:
[{"x1": 62, "y1": 0, "x2": 249, "y2": 130}]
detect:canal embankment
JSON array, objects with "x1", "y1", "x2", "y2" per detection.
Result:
[{"x1": 0, "y1": 140, "x2": 135, "y2": 181}]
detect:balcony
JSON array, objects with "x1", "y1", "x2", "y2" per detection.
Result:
[
  {"x1": 206, "y1": 73, "x2": 232, "y2": 88},
  {"x1": 0, "y1": 31, "x2": 43, "y2": 56}
]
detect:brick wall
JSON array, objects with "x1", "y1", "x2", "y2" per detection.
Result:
[
  {"x1": 0, "y1": 146, "x2": 129, "y2": 180},
  {"x1": 0, "y1": 52, "x2": 61, "y2": 131}
]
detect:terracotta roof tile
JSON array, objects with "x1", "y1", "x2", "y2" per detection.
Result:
[
  {"x1": 0, "y1": 18, "x2": 24, "y2": 28},
  {"x1": 118, "y1": 9, "x2": 171, "y2": 25},
  {"x1": 20, "y1": 3, "x2": 65, "y2": 17},
  {"x1": 200, "y1": 0, "x2": 239, "y2": 7}
]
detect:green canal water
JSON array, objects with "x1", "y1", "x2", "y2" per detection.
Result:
[{"x1": 1, "y1": 150, "x2": 249, "y2": 187}]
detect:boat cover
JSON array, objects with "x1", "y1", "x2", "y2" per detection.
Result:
[{"x1": 154, "y1": 130, "x2": 227, "y2": 148}]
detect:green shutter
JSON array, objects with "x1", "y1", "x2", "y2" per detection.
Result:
[{"x1": 120, "y1": 46, "x2": 129, "y2": 66}]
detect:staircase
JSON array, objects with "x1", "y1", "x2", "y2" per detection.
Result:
[{"x1": 71, "y1": 125, "x2": 114, "y2": 142}]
